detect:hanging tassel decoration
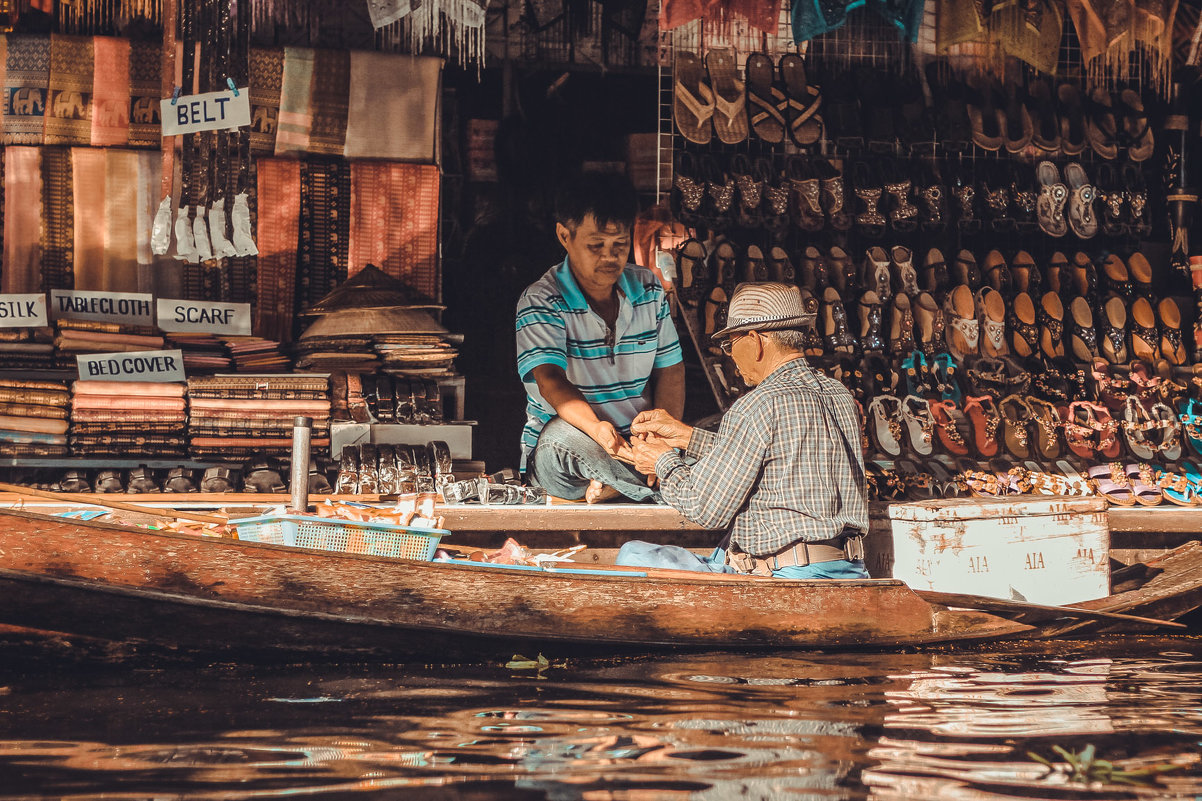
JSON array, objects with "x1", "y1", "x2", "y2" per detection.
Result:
[
  {"x1": 174, "y1": 205, "x2": 196, "y2": 260},
  {"x1": 192, "y1": 209, "x2": 214, "y2": 261},
  {"x1": 151, "y1": 196, "x2": 173, "y2": 255},
  {"x1": 209, "y1": 199, "x2": 237, "y2": 259},
  {"x1": 231, "y1": 191, "x2": 259, "y2": 256}
]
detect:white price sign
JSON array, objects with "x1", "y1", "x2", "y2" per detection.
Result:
[
  {"x1": 77, "y1": 349, "x2": 186, "y2": 383},
  {"x1": 157, "y1": 298, "x2": 251, "y2": 335},
  {"x1": 51, "y1": 290, "x2": 154, "y2": 326},
  {"x1": 161, "y1": 87, "x2": 251, "y2": 136},
  {"x1": 0, "y1": 294, "x2": 48, "y2": 327}
]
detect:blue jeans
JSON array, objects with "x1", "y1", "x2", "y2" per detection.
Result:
[
  {"x1": 615, "y1": 541, "x2": 869, "y2": 579},
  {"x1": 528, "y1": 417, "x2": 657, "y2": 502}
]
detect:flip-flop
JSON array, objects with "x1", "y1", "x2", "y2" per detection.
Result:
[
  {"x1": 705, "y1": 48, "x2": 748, "y2": 146},
  {"x1": 673, "y1": 50, "x2": 714, "y2": 145},
  {"x1": 1154, "y1": 468, "x2": 1198, "y2": 506},
  {"x1": 1086, "y1": 463, "x2": 1137, "y2": 506},
  {"x1": 778, "y1": 53, "x2": 821, "y2": 147},
  {"x1": 744, "y1": 52, "x2": 786, "y2": 145}
]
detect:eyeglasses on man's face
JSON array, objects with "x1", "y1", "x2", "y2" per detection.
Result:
[{"x1": 718, "y1": 332, "x2": 748, "y2": 355}]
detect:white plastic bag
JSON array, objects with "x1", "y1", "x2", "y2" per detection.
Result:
[
  {"x1": 150, "y1": 196, "x2": 173, "y2": 255},
  {"x1": 174, "y1": 206, "x2": 195, "y2": 261},
  {"x1": 208, "y1": 200, "x2": 238, "y2": 259},
  {"x1": 192, "y1": 212, "x2": 213, "y2": 261},
  {"x1": 230, "y1": 192, "x2": 258, "y2": 257}
]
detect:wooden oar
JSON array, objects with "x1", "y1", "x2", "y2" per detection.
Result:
[
  {"x1": 916, "y1": 589, "x2": 1186, "y2": 630},
  {"x1": 0, "y1": 481, "x2": 229, "y2": 525}
]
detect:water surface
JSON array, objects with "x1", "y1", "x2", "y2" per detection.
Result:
[{"x1": 1, "y1": 637, "x2": 1200, "y2": 799}]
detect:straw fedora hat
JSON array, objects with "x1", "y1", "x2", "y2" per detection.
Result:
[{"x1": 712, "y1": 282, "x2": 816, "y2": 340}]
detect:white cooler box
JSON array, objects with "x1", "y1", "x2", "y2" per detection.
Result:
[{"x1": 887, "y1": 496, "x2": 1110, "y2": 606}]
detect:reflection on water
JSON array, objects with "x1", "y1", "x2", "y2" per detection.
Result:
[{"x1": 0, "y1": 639, "x2": 1200, "y2": 799}]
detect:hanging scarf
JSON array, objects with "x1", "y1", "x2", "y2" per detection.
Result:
[
  {"x1": 255, "y1": 158, "x2": 301, "y2": 343},
  {"x1": 348, "y1": 161, "x2": 441, "y2": 300},
  {"x1": 274, "y1": 46, "x2": 315, "y2": 155},
  {"x1": 298, "y1": 159, "x2": 350, "y2": 312},
  {"x1": 103, "y1": 149, "x2": 140, "y2": 292},
  {"x1": 70, "y1": 146, "x2": 106, "y2": 290},
  {"x1": 1, "y1": 147, "x2": 42, "y2": 293},
  {"x1": 308, "y1": 48, "x2": 350, "y2": 156},
  {"x1": 128, "y1": 40, "x2": 161, "y2": 148},
  {"x1": 248, "y1": 47, "x2": 284, "y2": 154},
  {"x1": 40, "y1": 146, "x2": 73, "y2": 291},
  {"x1": 44, "y1": 34, "x2": 93, "y2": 146},
  {"x1": 344, "y1": 51, "x2": 442, "y2": 161},
  {"x1": 91, "y1": 36, "x2": 130, "y2": 146},
  {"x1": 4, "y1": 34, "x2": 50, "y2": 145}
]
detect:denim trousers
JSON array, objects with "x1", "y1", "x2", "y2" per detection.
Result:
[
  {"x1": 527, "y1": 417, "x2": 657, "y2": 502},
  {"x1": 615, "y1": 541, "x2": 870, "y2": 579}
]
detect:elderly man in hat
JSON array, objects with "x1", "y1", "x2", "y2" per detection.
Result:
[{"x1": 618, "y1": 282, "x2": 869, "y2": 579}]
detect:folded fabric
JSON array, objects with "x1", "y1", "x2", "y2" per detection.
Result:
[
  {"x1": 0, "y1": 388, "x2": 69, "y2": 405},
  {"x1": 188, "y1": 398, "x2": 330, "y2": 413},
  {"x1": 72, "y1": 380, "x2": 185, "y2": 397},
  {"x1": 0, "y1": 415, "x2": 68, "y2": 434},
  {"x1": 0, "y1": 402, "x2": 67, "y2": 419},
  {"x1": 190, "y1": 436, "x2": 331, "y2": 449},
  {"x1": 0, "y1": 444, "x2": 69, "y2": 457},
  {"x1": 57, "y1": 329, "x2": 165, "y2": 348},
  {"x1": 72, "y1": 396, "x2": 186, "y2": 412},
  {"x1": 72, "y1": 421, "x2": 184, "y2": 434},
  {"x1": 70, "y1": 409, "x2": 185, "y2": 423},
  {"x1": 0, "y1": 430, "x2": 67, "y2": 445},
  {"x1": 56, "y1": 337, "x2": 168, "y2": 353},
  {"x1": 0, "y1": 343, "x2": 54, "y2": 354}
]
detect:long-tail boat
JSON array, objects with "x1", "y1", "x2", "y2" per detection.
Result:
[{"x1": 0, "y1": 508, "x2": 1199, "y2": 663}]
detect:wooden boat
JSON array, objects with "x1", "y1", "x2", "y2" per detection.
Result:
[{"x1": 0, "y1": 508, "x2": 1200, "y2": 664}]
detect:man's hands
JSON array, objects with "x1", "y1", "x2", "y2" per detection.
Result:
[
  {"x1": 590, "y1": 420, "x2": 635, "y2": 464},
  {"x1": 630, "y1": 409, "x2": 692, "y2": 449}
]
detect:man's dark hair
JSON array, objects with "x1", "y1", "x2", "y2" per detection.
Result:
[{"x1": 554, "y1": 171, "x2": 639, "y2": 232}]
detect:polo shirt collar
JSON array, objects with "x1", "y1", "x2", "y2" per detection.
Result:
[{"x1": 555, "y1": 257, "x2": 648, "y2": 311}]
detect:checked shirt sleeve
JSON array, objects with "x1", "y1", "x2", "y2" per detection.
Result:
[
  {"x1": 515, "y1": 290, "x2": 567, "y2": 382},
  {"x1": 654, "y1": 404, "x2": 769, "y2": 530}
]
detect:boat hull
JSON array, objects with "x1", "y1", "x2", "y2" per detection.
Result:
[{"x1": 0, "y1": 510, "x2": 1036, "y2": 661}]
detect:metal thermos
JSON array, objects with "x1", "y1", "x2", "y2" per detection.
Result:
[{"x1": 290, "y1": 416, "x2": 313, "y2": 512}]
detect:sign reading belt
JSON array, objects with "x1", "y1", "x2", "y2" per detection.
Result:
[
  {"x1": 157, "y1": 299, "x2": 251, "y2": 335},
  {"x1": 51, "y1": 290, "x2": 155, "y2": 326},
  {"x1": 160, "y1": 87, "x2": 251, "y2": 136},
  {"x1": 77, "y1": 349, "x2": 186, "y2": 383},
  {"x1": 0, "y1": 294, "x2": 48, "y2": 328}
]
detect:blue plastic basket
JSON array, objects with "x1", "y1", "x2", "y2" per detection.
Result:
[{"x1": 233, "y1": 514, "x2": 448, "y2": 561}]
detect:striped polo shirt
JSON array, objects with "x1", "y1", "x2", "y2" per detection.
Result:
[{"x1": 516, "y1": 257, "x2": 683, "y2": 468}]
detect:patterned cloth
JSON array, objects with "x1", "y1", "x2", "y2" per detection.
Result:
[
  {"x1": 275, "y1": 46, "x2": 314, "y2": 155},
  {"x1": 655, "y1": 358, "x2": 868, "y2": 556},
  {"x1": 299, "y1": 159, "x2": 350, "y2": 310},
  {"x1": 70, "y1": 146, "x2": 105, "y2": 290},
  {"x1": 249, "y1": 47, "x2": 284, "y2": 154},
  {"x1": 348, "y1": 162, "x2": 440, "y2": 300},
  {"x1": 308, "y1": 48, "x2": 349, "y2": 156},
  {"x1": 4, "y1": 35, "x2": 49, "y2": 145},
  {"x1": 90, "y1": 36, "x2": 130, "y2": 146},
  {"x1": 102, "y1": 148, "x2": 139, "y2": 292},
  {"x1": 344, "y1": 51, "x2": 441, "y2": 161},
  {"x1": 516, "y1": 259, "x2": 682, "y2": 468},
  {"x1": 40, "y1": 146, "x2": 73, "y2": 291},
  {"x1": 44, "y1": 34, "x2": 93, "y2": 146},
  {"x1": 255, "y1": 158, "x2": 301, "y2": 342}
]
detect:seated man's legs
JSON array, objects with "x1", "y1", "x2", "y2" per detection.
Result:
[{"x1": 528, "y1": 417, "x2": 656, "y2": 502}]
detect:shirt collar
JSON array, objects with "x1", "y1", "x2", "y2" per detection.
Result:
[
  {"x1": 762, "y1": 356, "x2": 814, "y2": 385},
  {"x1": 555, "y1": 256, "x2": 647, "y2": 311}
]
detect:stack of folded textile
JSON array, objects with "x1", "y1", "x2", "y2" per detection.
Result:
[
  {"x1": 0, "y1": 328, "x2": 56, "y2": 369},
  {"x1": 220, "y1": 336, "x2": 290, "y2": 372},
  {"x1": 0, "y1": 379, "x2": 71, "y2": 457},
  {"x1": 55, "y1": 321, "x2": 166, "y2": 365},
  {"x1": 165, "y1": 333, "x2": 235, "y2": 374},
  {"x1": 69, "y1": 381, "x2": 188, "y2": 457},
  {"x1": 295, "y1": 307, "x2": 458, "y2": 374},
  {"x1": 187, "y1": 374, "x2": 331, "y2": 459}
]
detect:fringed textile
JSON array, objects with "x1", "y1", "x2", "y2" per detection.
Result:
[
  {"x1": 4, "y1": 35, "x2": 50, "y2": 145},
  {"x1": 274, "y1": 45, "x2": 314, "y2": 155},
  {"x1": 308, "y1": 48, "x2": 350, "y2": 156},
  {"x1": 255, "y1": 158, "x2": 301, "y2": 343},
  {"x1": 44, "y1": 34, "x2": 93, "y2": 146},
  {"x1": 1065, "y1": 0, "x2": 1178, "y2": 93},
  {"x1": 128, "y1": 40, "x2": 161, "y2": 147},
  {"x1": 70, "y1": 146, "x2": 106, "y2": 290},
  {"x1": 40, "y1": 147, "x2": 73, "y2": 291},
  {"x1": 348, "y1": 161, "x2": 440, "y2": 301},
  {"x1": 91, "y1": 36, "x2": 130, "y2": 146},
  {"x1": 344, "y1": 52, "x2": 442, "y2": 162},
  {"x1": 2, "y1": 147, "x2": 42, "y2": 294},
  {"x1": 249, "y1": 47, "x2": 283, "y2": 154}
]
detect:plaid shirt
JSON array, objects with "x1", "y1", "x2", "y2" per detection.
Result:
[{"x1": 654, "y1": 358, "x2": 868, "y2": 556}]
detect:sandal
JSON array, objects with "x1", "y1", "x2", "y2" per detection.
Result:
[
  {"x1": 1151, "y1": 401, "x2": 1183, "y2": 462},
  {"x1": 931, "y1": 353, "x2": 962, "y2": 402},
  {"x1": 901, "y1": 395, "x2": 936, "y2": 456},
  {"x1": 788, "y1": 157, "x2": 825, "y2": 233},
  {"x1": 896, "y1": 458, "x2": 938, "y2": 501},
  {"x1": 704, "y1": 48, "x2": 748, "y2": 145},
  {"x1": 943, "y1": 284, "x2": 979, "y2": 361},
  {"x1": 671, "y1": 152, "x2": 705, "y2": 226},
  {"x1": 814, "y1": 157, "x2": 851, "y2": 231},
  {"x1": 1122, "y1": 396, "x2": 1158, "y2": 461},
  {"x1": 821, "y1": 286, "x2": 856, "y2": 355},
  {"x1": 1127, "y1": 251, "x2": 1155, "y2": 300},
  {"x1": 852, "y1": 160, "x2": 886, "y2": 237},
  {"x1": 930, "y1": 399, "x2": 971, "y2": 456},
  {"x1": 673, "y1": 50, "x2": 715, "y2": 145},
  {"x1": 675, "y1": 238, "x2": 707, "y2": 305},
  {"x1": 866, "y1": 395, "x2": 904, "y2": 457},
  {"x1": 1008, "y1": 292, "x2": 1040, "y2": 358},
  {"x1": 1064, "y1": 162, "x2": 1098, "y2": 240},
  {"x1": 766, "y1": 245, "x2": 796, "y2": 284},
  {"x1": 1129, "y1": 296, "x2": 1160, "y2": 362},
  {"x1": 1010, "y1": 250, "x2": 1042, "y2": 296},
  {"x1": 779, "y1": 53, "x2": 822, "y2": 147},
  {"x1": 1086, "y1": 86, "x2": 1119, "y2": 160},
  {"x1": 975, "y1": 287, "x2": 1008, "y2": 358},
  {"x1": 914, "y1": 292, "x2": 945, "y2": 358},
  {"x1": 127, "y1": 466, "x2": 161, "y2": 493},
  {"x1": 1035, "y1": 160, "x2": 1068, "y2": 237},
  {"x1": 1116, "y1": 88, "x2": 1154, "y2": 162},
  {"x1": 1087, "y1": 463, "x2": 1137, "y2": 506},
  {"x1": 1125, "y1": 462, "x2": 1164, "y2": 506},
  {"x1": 744, "y1": 52, "x2": 786, "y2": 145},
  {"x1": 1027, "y1": 397, "x2": 1064, "y2": 462},
  {"x1": 963, "y1": 395, "x2": 1002, "y2": 458},
  {"x1": 1038, "y1": 291, "x2": 1065, "y2": 359},
  {"x1": 1154, "y1": 467, "x2": 1199, "y2": 506},
  {"x1": 1067, "y1": 296, "x2": 1099, "y2": 361},
  {"x1": 998, "y1": 394, "x2": 1035, "y2": 460},
  {"x1": 1157, "y1": 298, "x2": 1188, "y2": 366},
  {"x1": 1057, "y1": 82, "x2": 1088, "y2": 156},
  {"x1": 1099, "y1": 295, "x2": 1129, "y2": 364},
  {"x1": 1095, "y1": 163, "x2": 1127, "y2": 237},
  {"x1": 1179, "y1": 398, "x2": 1202, "y2": 458},
  {"x1": 1065, "y1": 401, "x2": 1121, "y2": 460}
]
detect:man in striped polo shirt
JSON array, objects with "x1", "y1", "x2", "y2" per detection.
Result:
[{"x1": 515, "y1": 172, "x2": 684, "y2": 502}]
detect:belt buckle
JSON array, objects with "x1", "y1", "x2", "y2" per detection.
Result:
[{"x1": 843, "y1": 534, "x2": 865, "y2": 562}]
